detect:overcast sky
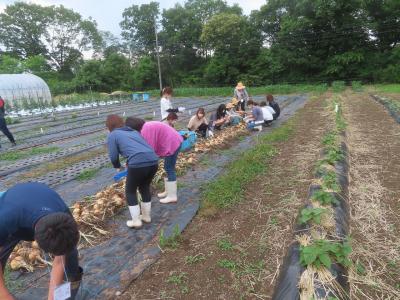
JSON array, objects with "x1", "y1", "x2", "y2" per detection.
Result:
[{"x1": 0, "y1": 0, "x2": 266, "y2": 36}]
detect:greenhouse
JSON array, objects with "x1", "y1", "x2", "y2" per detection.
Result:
[{"x1": 0, "y1": 74, "x2": 52, "y2": 110}]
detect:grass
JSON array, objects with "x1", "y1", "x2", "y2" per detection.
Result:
[
  {"x1": 0, "y1": 146, "x2": 59, "y2": 161},
  {"x1": 76, "y1": 168, "x2": 100, "y2": 181},
  {"x1": 217, "y1": 238, "x2": 234, "y2": 251},
  {"x1": 185, "y1": 254, "x2": 206, "y2": 265},
  {"x1": 159, "y1": 224, "x2": 181, "y2": 250},
  {"x1": 332, "y1": 81, "x2": 346, "y2": 93},
  {"x1": 145, "y1": 84, "x2": 329, "y2": 98},
  {"x1": 374, "y1": 84, "x2": 400, "y2": 93},
  {"x1": 200, "y1": 121, "x2": 293, "y2": 215}
]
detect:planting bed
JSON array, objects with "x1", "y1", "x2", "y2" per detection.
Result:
[{"x1": 10, "y1": 95, "x2": 308, "y2": 300}]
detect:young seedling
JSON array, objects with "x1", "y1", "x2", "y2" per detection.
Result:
[
  {"x1": 217, "y1": 259, "x2": 237, "y2": 271},
  {"x1": 299, "y1": 207, "x2": 328, "y2": 225},
  {"x1": 185, "y1": 254, "x2": 206, "y2": 265},
  {"x1": 322, "y1": 171, "x2": 341, "y2": 192},
  {"x1": 217, "y1": 238, "x2": 234, "y2": 251},
  {"x1": 159, "y1": 224, "x2": 181, "y2": 250},
  {"x1": 311, "y1": 190, "x2": 339, "y2": 206}
]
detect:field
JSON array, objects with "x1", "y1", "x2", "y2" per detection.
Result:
[{"x1": 1, "y1": 85, "x2": 400, "y2": 300}]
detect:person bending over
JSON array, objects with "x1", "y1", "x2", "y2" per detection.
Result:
[
  {"x1": 266, "y1": 94, "x2": 280, "y2": 120},
  {"x1": 187, "y1": 108, "x2": 209, "y2": 138},
  {"x1": 225, "y1": 103, "x2": 242, "y2": 126},
  {"x1": 209, "y1": 104, "x2": 230, "y2": 134},
  {"x1": 164, "y1": 112, "x2": 178, "y2": 128},
  {"x1": 0, "y1": 182, "x2": 81, "y2": 300},
  {"x1": 160, "y1": 87, "x2": 185, "y2": 121},
  {"x1": 246, "y1": 100, "x2": 264, "y2": 131},
  {"x1": 125, "y1": 118, "x2": 183, "y2": 204},
  {"x1": 106, "y1": 115, "x2": 159, "y2": 228}
]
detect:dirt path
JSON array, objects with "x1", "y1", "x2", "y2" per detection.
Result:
[
  {"x1": 120, "y1": 95, "x2": 333, "y2": 300},
  {"x1": 341, "y1": 91, "x2": 400, "y2": 299}
]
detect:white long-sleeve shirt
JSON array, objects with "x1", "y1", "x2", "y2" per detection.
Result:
[
  {"x1": 261, "y1": 107, "x2": 274, "y2": 121},
  {"x1": 160, "y1": 97, "x2": 173, "y2": 120}
]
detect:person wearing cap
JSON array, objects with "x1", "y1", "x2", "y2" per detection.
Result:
[
  {"x1": 233, "y1": 82, "x2": 249, "y2": 111},
  {"x1": 160, "y1": 87, "x2": 185, "y2": 121},
  {"x1": 0, "y1": 96, "x2": 16, "y2": 149}
]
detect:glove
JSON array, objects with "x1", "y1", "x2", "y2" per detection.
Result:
[
  {"x1": 208, "y1": 130, "x2": 214, "y2": 137},
  {"x1": 178, "y1": 107, "x2": 186, "y2": 112}
]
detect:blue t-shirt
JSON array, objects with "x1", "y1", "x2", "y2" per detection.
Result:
[{"x1": 0, "y1": 182, "x2": 69, "y2": 245}]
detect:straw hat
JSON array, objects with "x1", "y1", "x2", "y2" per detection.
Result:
[
  {"x1": 236, "y1": 82, "x2": 246, "y2": 90},
  {"x1": 231, "y1": 97, "x2": 239, "y2": 105},
  {"x1": 226, "y1": 103, "x2": 234, "y2": 109}
]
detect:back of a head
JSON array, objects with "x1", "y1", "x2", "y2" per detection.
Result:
[
  {"x1": 106, "y1": 114, "x2": 124, "y2": 132},
  {"x1": 35, "y1": 213, "x2": 79, "y2": 256},
  {"x1": 161, "y1": 86, "x2": 173, "y2": 97},
  {"x1": 260, "y1": 101, "x2": 267, "y2": 107},
  {"x1": 167, "y1": 112, "x2": 178, "y2": 121},
  {"x1": 266, "y1": 94, "x2": 274, "y2": 102},
  {"x1": 125, "y1": 116, "x2": 145, "y2": 132},
  {"x1": 247, "y1": 99, "x2": 254, "y2": 106}
]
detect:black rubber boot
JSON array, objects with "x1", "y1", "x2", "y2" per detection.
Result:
[{"x1": 68, "y1": 267, "x2": 83, "y2": 300}]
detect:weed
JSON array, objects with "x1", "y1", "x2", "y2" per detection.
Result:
[
  {"x1": 322, "y1": 132, "x2": 337, "y2": 147},
  {"x1": 217, "y1": 238, "x2": 234, "y2": 251},
  {"x1": 0, "y1": 146, "x2": 59, "y2": 161},
  {"x1": 76, "y1": 168, "x2": 100, "y2": 181},
  {"x1": 201, "y1": 122, "x2": 292, "y2": 214},
  {"x1": 300, "y1": 239, "x2": 352, "y2": 269},
  {"x1": 352, "y1": 81, "x2": 363, "y2": 92},
  {"x1": 144, "y1": 115, "x2": 154, "y2": 120},
  {"x1": 5, "y1": 116, "x2": 20, "y2": 125},
  {"x1": 217, "y1": 259, "x2": 237, "y2": 270},
  {"x1": 269, "y1": 216, "x2": 278, "y2": 226},
  {"x1": 166, "y1": 272, "x2": 187, "y2": 285},
  {"x1": 355, "y1": 261, "x2": 366, "y2": 275},
  {"x1": 311, "y1": 190, "x2": 339, "y2": 206},
  {"x1": 299, "y1": 207, "x2": 328, "y2": 225},
  {"x1": 71, "y1": 112, "x2": 78, "y2": 119},
  {"x1": 159, "y1": 224, "x2": 181, "y2": 250},
  {"x1": 185, "y1": 254, "x2": 206, "y2": 265},
  {"x1": 332, "y1": 81, "x2": 346, "y2": 93}
]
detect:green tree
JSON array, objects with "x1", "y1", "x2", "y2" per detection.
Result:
[
  {"x1": 120, "y1": 2, "x2": 160, "y2": 56},
  {"x1": 0, "y1": 2, "x2": 50, "y2": 58},
  {"x1": 0, "y1": 55, "x2": 25, "y2": 74},
  {"x1": 132, "y1": 56, "x2": 158, "y2": 90}
]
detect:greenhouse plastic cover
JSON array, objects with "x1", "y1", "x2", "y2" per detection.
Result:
[{"x1": 0, "y1": 74, "x2": 52, "y2": 104}]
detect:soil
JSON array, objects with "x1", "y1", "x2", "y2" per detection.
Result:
[
  {"x1": 120, "y1": 95, "x2": 333, "y2": 300},
  {"x1": 341, "y1": 91, "x2": 400, "y2": 299}
]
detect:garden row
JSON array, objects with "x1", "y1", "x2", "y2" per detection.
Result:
[{"x1": 273, "y1": 96, "x2": 351, "y2": 299}]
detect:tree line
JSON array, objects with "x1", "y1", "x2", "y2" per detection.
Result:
[{"x1": 0, "y1": 0, "x2": 399, "y2": 94}]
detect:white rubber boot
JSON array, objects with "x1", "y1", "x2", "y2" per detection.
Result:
[
  {"x1": 157, "y1": 178, "x2": 168, "y2": 198},
  {"x1": 126, "y1": 205, "x2": 142, "y2": 228},
  {"x1": 160, "y1": 181, "x2": 178, "y2": 204},
  {"x1": 140, "y1": 202, "x2": 152, "y2": 223}
]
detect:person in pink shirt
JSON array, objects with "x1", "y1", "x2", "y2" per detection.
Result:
[{"x1": 125, "y1": 117, "x2": 183, "y2": 204}]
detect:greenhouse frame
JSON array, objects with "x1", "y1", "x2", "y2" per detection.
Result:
[{"x1": 0, "y1": 74, "x2": 52, "y2": 110}]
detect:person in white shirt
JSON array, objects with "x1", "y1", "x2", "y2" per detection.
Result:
[
  {"x1": 160, "y1": 87, "x2": 185, "y2": 120},
  {"x1": 260, "y1": 101, "x2": 274, "y2": 126}
]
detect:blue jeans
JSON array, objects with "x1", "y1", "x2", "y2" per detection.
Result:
[{"x1": 164, "y1": 146, "x2": 180, "y2": 181}]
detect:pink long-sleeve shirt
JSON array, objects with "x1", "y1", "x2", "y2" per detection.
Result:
[{"x1": 141, "y1": 121, "x2": 183, "y2": 157}]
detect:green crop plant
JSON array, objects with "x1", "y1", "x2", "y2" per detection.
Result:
[
  {"x1": 300, "y1": 239, "x2": 352, "y2": 269},
  {"x1": 76, "y1": 168, "x2": 100, "y2": 181},
  {"x1": 322, "y1": 171, "x2": 341, "y2": 192},
  {"x1": 217, "y1": 259, "x2": 237, "y2": 271},
  {"x1": 299, "y1": 207, "x2": 328, "y2": 225},
  {"x1": 185, "y1": 254, "x2": 206, "y2": 265},
  {"x1": 217, "y1": 238, "x2": 234, "y2": 251},
  {"x1": 0, "y1": 146, "x2": 59, "y2": 161},
  {"x1": 311, "y1": 190, "x2": 339, "y2": 206},
  {"x1": 324, "y1": 147, "x2": 344, "y2": 165},
  {"x1": 322, "y1": 132, "x2": 337, "y2": 147}
]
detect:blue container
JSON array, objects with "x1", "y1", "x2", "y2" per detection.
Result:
[
  {"x1": 143, "y1": 93, "x2": 150, "y2": 102},
  {"x1": 132, "y1": 93, "x2": 141, "y2": 102},
  {"x1": 179, "y1": 130, "x2": 197, "y2": 152},
  {"x1": 113, "y1": 170, "x2": 128, "y2": 182}
]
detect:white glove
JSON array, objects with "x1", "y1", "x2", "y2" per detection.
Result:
[
  {"x1": 208, "y1": 130, "x2": 214, "y2": 137},
  {"x1": 178, "y1": 107, "x2": 186, "y2": 112}
]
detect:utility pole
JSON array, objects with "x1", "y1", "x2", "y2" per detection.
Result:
[{"x1": 154, "y1": 17, "x2": 162, "y2": 91}]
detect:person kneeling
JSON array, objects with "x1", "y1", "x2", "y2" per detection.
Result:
[
  {"x1": 245, "y1": 100, "x2": 264, "y2": 131},
  {"x1": 0, "y1": 182, "x2": 82, "y2": 300},
  {"x1": 187, "y1": 108, "x2": 209, "y2": 138}
]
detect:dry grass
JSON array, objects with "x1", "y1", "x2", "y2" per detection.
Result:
[{"x1": 342, "y1": 92, "x2": 400, "y2": 300}]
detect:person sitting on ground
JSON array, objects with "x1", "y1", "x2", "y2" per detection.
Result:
[
  {"x1": 187, "y1": 108, "x2": 209, "y2": 138},
  {"x1": 233, "y1": 82, "x2": 249, "y2": 111},
  {"x1": 164, "y1": 112, "x2": 178, "y2": 128},
  {"x1": 106, "y1": 114, "x2": 159, "y2": 229},
  {"x1": 245, "y1": 100, "x2": 264, "y2": 131},
  {"x1": 125, "y1": 118, "x2": 183, "y2": 204},
  {"x1": 209, "y1": 104, "x2": 230, "y2": 133},
  {"x1": 0, "y1": 182, "x2": 82, "y2": 300},
  {"x1": 266, "y1": 94, "x2": 280, "y2": 120},
  {"x1": 160, "y1": 87, "x2": 185, "y2": 121},
  {"x1": 226, "y1": 103, "x2": 242, "y2": 125},
  {"x1": 260, "y1": 101, "x2": 274, "y2": 126},
  {"x1": 0, "y1": 96, "x2": 16, "y2": 149}
]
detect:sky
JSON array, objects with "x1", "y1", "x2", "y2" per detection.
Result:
[{"x1": 0, "y1": 0, "x2": 266, "y2": 36}]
